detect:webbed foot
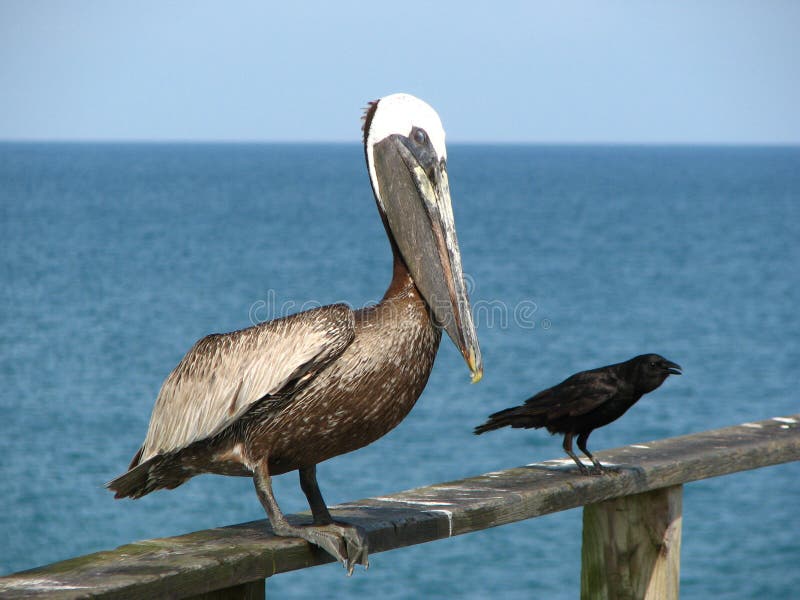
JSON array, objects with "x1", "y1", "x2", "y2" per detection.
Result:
[
  {"x1": 273, "y1": 520, "x2": 369, "y2": 575},
  {"x1": 254, "y1": 462, "x2": 369, "y2": 575}
]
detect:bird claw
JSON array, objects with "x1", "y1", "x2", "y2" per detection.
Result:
[
  {"x1": 573, "y1": 461, "x2": 607, "y2": 476},
  {"x1": 585, "y1": 463, "x2": 622, "y2": 476},
  {"x1": 572, "y1": 461, "x2": 593, "y2": 476},
  {"x1": 326, "y1": 521, "x2": 370, "y2": 576},
  {"x1": 282, "y1": 521, "x2": 369, "y2": 575}
]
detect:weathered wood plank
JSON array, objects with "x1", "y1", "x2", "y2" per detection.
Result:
[
  {"x1": 188, "y1": 579, "x2": 265, "y2": 600},
  {"x1": 1, "y1": 415, "x2": 797, "y2": 599},
  {"x1": 581, "y1": 485, "x2": 683, "y2": 600}
]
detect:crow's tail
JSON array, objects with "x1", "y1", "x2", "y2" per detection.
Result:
[{"x1": 474, "y1": 405, "x2": 545, "y2": 435}]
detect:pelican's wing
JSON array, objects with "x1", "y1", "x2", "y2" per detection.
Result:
[{"x1": 136, "y1": 303, "x2": 355, "y2": 464}]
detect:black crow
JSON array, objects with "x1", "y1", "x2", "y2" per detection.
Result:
[{"x1": 474, "y1": 354, "x2": 681, "y2": 474}]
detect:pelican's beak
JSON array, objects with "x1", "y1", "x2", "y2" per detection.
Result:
[{"x1": 371, "y1": 134, "x2": 483, "y2": 383}]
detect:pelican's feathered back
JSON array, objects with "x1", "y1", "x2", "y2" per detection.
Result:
[{"x1": 135, "y1": 304, "x2": 355, "y2": 465}]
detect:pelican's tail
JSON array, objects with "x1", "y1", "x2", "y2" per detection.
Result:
[{"x1": 106, "y1": 451, "x2": 194, "y2": 499}]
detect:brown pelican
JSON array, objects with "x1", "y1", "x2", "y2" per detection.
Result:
[{"x1": 108, "y1": 93, "x2": 482, "y2": 574}]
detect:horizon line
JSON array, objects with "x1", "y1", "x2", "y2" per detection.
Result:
[{"x1": 1, "y1": 138, "x2": 799, "y2": 148}]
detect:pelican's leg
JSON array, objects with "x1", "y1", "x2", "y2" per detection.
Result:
[
  {"x1": 299, "y1": 464, "x2": 335, "y2": 524},
  {"x1": 576, "y1": 431, "x2": 607, "y2": 475},
  {"x1": 298, "y1": 464, "x2": 369, "y2": 571},
  {"x1": 253, "y1": 459, "x2": 367, "y2": 575},
  {"x1": 562, "y1": 432, "x2": 590, "y2": 475}
]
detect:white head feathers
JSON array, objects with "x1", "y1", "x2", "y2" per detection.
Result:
[
  {"x1": 365, "y1": 93, "x2": 447, "y2": 160},
  {"x1": 364, "y1": 93, "x2": 448, "y2": 206}
]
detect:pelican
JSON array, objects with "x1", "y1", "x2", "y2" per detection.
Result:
[{"x1": 107, "y1": 94, "x2": 482, "y2": 573}]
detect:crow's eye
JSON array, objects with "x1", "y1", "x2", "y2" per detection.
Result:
[
  {"x1": 412, "y1": 128, "x2": 427, "y2": 145},
  {"x1": 649, "y1": 362, "x2": 657, "y2": 367}
]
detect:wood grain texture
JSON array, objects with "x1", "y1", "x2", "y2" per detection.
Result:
[
  {"x1": 1, "y1": 415, "x2": 797, "y2": 599},
  {"x1": 581, "y1": 485, "x2": 682, "y2": 600},
  {"x1": 191, "y1": 580, "x2": 265, "y2": 600}
]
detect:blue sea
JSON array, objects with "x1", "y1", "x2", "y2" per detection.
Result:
[{"x1": 1, "y1": 143, "x2": 798, "y2": 598}]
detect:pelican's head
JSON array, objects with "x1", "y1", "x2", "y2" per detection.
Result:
[{"x1": 363, "y1": 93, "x2": 482, "y2": 383}]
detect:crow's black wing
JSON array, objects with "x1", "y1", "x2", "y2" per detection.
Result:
[{"x1": 523, "y1": 368, "x2": 623, "y2": 419}]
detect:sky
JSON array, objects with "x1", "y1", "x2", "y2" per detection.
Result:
[{"x1": 1, "y1": 1, "x2": 799, "y2": 144}]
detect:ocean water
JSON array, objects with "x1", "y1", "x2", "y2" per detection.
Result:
[{"x1": 1, "y1": 143, "x2": 798, "y2": 598}]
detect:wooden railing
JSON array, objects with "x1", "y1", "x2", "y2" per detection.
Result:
[{"x1": 1, "y1": 415, "x2": 798, "y2": 599}]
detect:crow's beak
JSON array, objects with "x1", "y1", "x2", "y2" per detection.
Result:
[{"x1": 664, "y1": 360, "x2": 682, "y2": 376}]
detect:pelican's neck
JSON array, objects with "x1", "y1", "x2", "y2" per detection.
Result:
[
  {"x1": 382, "y1": 249, "x2": 416, "y2": 301},
  {"x1": 375, "y1": 201, "x2": 417, "y2": 302}
]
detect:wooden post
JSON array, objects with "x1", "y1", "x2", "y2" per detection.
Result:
[{"x1": 581, "y1": 485, "x2": 683, "y2": 600}]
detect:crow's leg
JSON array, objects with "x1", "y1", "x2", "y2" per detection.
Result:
[
  {"x1": 563, "y1": 432, "x2": 590, "y2": 475},
  {"x1": 576, "y1": 430, "x2": 605, "y2": 474},
  {"x1": 253, "y1": 459, "x2": 368, "y2": 575}
]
